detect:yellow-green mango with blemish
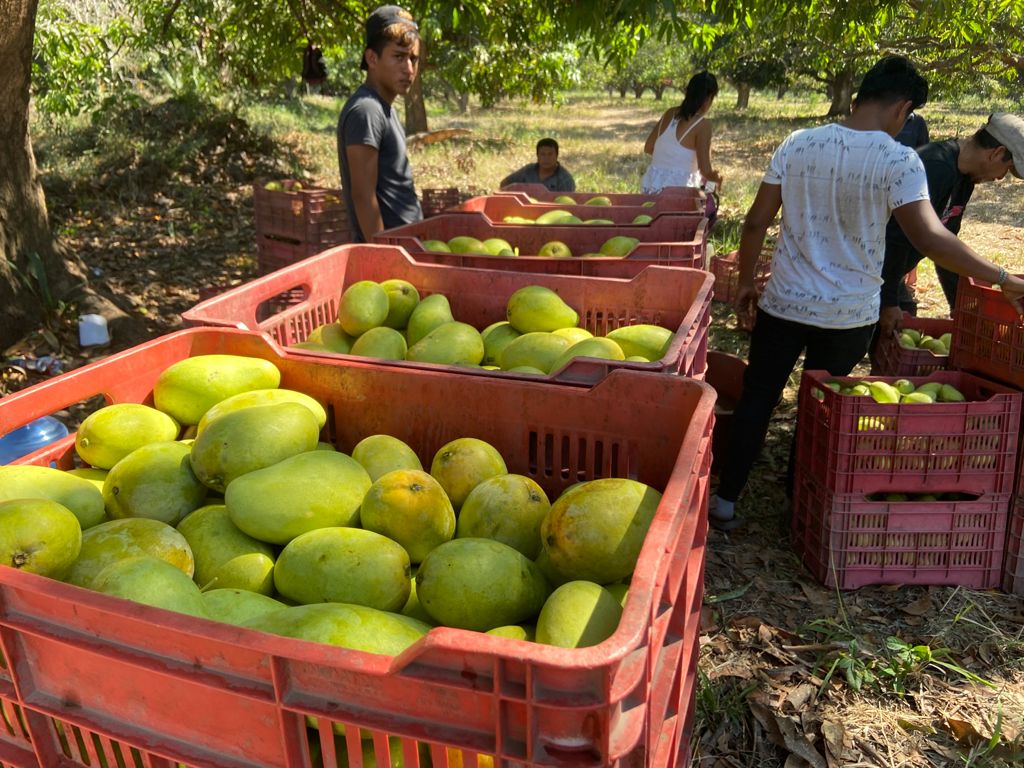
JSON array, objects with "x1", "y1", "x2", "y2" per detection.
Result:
[
  {"x1": 351, "y1": 434, "x2": 422, "y2": 482},
  {"x1": 406, "y1": 293, "x2": 454, "y2": 346},
  {"x1": 456, "y1": 474, "x2": 550, "y2": 558},
  {"x1": 66, "y1": 517, "x2": 194, "y2": 588},
  {"x1": 605, "y1": 324, "x2": 673, "y2": 361},
  {"x1": 498, "y1": 332, "x2": 570, "y2": 373},
  {"x1": 506, "y1": 285, "x2": 579, "y2": 333},
  {"x1": 0, "y1": 498, "x2": 82, "y2": 579},
  {"x1": 337, "y1": 280, "x2": 389, "y2": 337},
  {"x1": 176, "y1": 504, "x2": 276, "y2": 594},
  {"x1": 350, "y1": 326, "x2": 408, "y2": 360},
  {"x1": 535, "y1": 580, "x2": 622, "y2": 648},
  {"x1": 76, "y1": 403, "x2": 180, "y2": 470},
  {"x1": 0, "y1": 465, "x2": 106, "y2": 530},
  {"x1": 406, "y1": 321, "x2": 484, "y2": 366},
  {"x1": 196, "y1": 388, "x2": 326, "y2": 435},
  {"x1": 154, "y1": 354, "x2": 281, "y2": 426}
]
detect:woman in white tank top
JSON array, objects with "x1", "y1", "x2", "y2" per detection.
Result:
[{"x1": 641, "y1": 71, "x2": 723, "y2": 194}]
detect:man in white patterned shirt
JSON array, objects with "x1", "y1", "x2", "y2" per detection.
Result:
[{"x1": 710, "y1": 56, "x2": 1024, "y2": 531}]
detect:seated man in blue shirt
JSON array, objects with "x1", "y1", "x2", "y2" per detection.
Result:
[{"x1": 500, "y1": 138, "x2": 576, "y2": 192}]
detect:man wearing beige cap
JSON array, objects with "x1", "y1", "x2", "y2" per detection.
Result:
[
  {"x1": 337, "y1": 5, "x2": 423, "y2": 242},
  {"x1": 878, "y1": 112, "x2": 1022, "y2": 335}
]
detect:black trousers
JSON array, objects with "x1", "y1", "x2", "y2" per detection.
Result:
[{"x1": 716, "y1": 309, "x2": 875, "y2": 502}]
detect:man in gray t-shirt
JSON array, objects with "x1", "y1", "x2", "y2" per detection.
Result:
[{"x1": 337, "y1": 5, "x2": 423, "y2": 242}]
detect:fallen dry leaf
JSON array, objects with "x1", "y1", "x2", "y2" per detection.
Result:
[
  {"x1": 901, "y1": 592, "x2": 933, "y2": 616},
  {"x1": 820, "y1": 719, "x2": 846, "y2": 767},
  {"x1": 943, "y1": 716, "x2": 985, "y2": 747},
  {"x1": 785, "y1": 683, "x2": 818, "y2": 712}
]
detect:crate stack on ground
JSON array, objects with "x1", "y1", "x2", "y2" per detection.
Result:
[
  {"x1": 791, "y1": 369, "x2": 1022, "y2": 590},
  {"x1": 870, "y1": 312, "x2": 952, "y2": 377},
  {"x1": 420, "y1": 186, "x2": 463, "y2": 217},
  {"x1": 253, "y1": 180, "x2": 352, "y2": 273},
  {"x1": 707, "y1": 250, "x2": 772, "y2": 331},
  {"x1": 947, "y1": 275, "x2": 1024, "y2": 595},
  {"x1": 0, "y1": 328, "x2": 713, "y2": 768}
]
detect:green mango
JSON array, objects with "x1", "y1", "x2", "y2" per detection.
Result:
[
  {"x1": 176, "y1": 504, "x2": 276, "y2": 594},
  {"x1": 92, "y1": 556, "x2": 209, "y2": 619},
  {"x1": 447, "y1": 236, "x2": 488, "y2": 255},
  {"x1": 226, "y1": 450, "x2": 371, "y2": 545},
  {"x1": 506, "y1": 285, "x2": 579, "y2": 333},
  {"x1": 0, "y1": 498, "x2": 82, "y2": 579},
  {"x1": 189, "y1": 402, "x2": 320, "y2": 493},
  {"x1": 481, "y1": 321, "x2": 522, "y2": 366},
  {"x1": 416, "y1": 538, "x2": 550, "y2": 631},
  {"x1": 380, "y1": 278, "x2": 420, "y2": 329},
  {"x1": 0, "y1": 465, "x2": 106, "y2": 529},
  {"x1": 76, "y1": 403, "x2": 180, "y2": 470},
  {"x1": 274, "y1": 527, "x2": 411, "y2": 611},
  {"x1": 599, "y1": 236, "x2": 640, "y2": 257},
  {"x1": 66, "y1": 517, "x2": 194, "y2": 588},
  {"x1": 406, "y1": 321, "x2": 485, "y2": 366},
  {"x1": 337, "y1": 280, "x2": 389, "y2": 337},
  {"x1": 456, "y1": 474, "x2": 550, "y2": 559},
  {"x1": 154, "y1": 354, "x2": 281, "y2": 426},
  {"x1": 498, "y1": 332, "x2": 571, "y2": 374},
  {"x1": 104, "y1": 441, "x2": 208, "y2": 526},
  {"x1": 244, "y1": 602, "x2": 431, "y2": 657},
  {"x1": 350, "y1": 326, "x2": 408, "y2": 360},
  {"x1": 536, "y1": 580, "x2": 623, "y2": 648},
  {"x1": 360, "y1": 470, "x2": 455, "y2": 563},
  {"x1": 486, "y1": 624, "x2": 535, "y2": 641},
  {"x1": 540, "y1": 478, "x2": 661, "y2": 584},
  {"x1": 406, "y1": 293, "x2": 454, "y2": 347},
  {"x1": 202, "y1": 589, "x2": 286, "y2": 627},
  {"x1": 549, "y1": 337, "x2": 625, "y2": 374},
  {"x1": 605, "y1": 325, "x2": 674, "y2": 361},
  {"x1": 196, "y1": 388, "x2": 326, "y2": 435},
  {"x1": 350, "y1": 434, "x2": 423, "y2": 482}
]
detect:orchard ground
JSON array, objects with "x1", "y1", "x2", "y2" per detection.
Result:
[{"x1": 19, "y1": 88, "x2": 1024, "y2": 766}]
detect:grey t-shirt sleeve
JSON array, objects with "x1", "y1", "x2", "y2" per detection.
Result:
[{"x1": 342, "y1": 98, "x2": 387, "y2": 150}]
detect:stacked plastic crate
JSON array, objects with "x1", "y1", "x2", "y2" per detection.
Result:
[
  {"x1": 948, "y1": 276, "x2": 1024, "y2": 594},
  {"x1": 870, "y1": 312, "x2": 952, "y2": 377},
  {"x1": 253, "y1": 180, "x2": 352, "y2": 273},
  {"x1": 791, "y1": 368, "x2": 1021, "y2": 590}
]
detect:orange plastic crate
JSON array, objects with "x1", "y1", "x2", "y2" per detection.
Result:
[
  {"x1": 0, "y1": 328, "x2": 714, "y2": 768},
  {"x1": 795, "y1": 370, "x2": 1021, "y2": 498},
  {"x1": 375, "y1": 212, "x2": 707, "y2": 276},
  {"x1": 707, "y1": 250, "x2": 771, "y2": 305},
  {"x1": 1005, "y1": 496, "x2": 1024, "y2": 596},
  {"x1": 454, "y1": 195, "x2": 703, "y2": 222},
  {"x1": 253, "y1": 180, "x2": 352, "y2": 248},
  {"x1": 950, "y1": 274, "x2": 1024, "y2": 388},
  {"x1": 183, "y1": 244, "x2": 713, "y2": 383},
  {"x1": 421, "y1": 187, "x2": 463, "y2": 217},
  {"x1": 871, "y1": 314, "x2": 951, "y2": 377},
  {"x1": 498, "y1": 185, "x2": 703, "y2": 208},
  {"x1": 791, "y1": 473, "x2": 1009, "y2": 590}
]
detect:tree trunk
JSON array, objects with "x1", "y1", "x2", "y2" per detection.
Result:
[
  {"x1": 776, "y1": 82, "x2": 787, "y2": 100},
  {"x1": 1, "y1": 0, "x2": 144, "y2": 350},
  {"x1": 618, "y1": 85, "x2": 627, "y2": 98},
  {"x1": 735, "y1": 82, "x2": 751, "y2": 109},
  {"x1": 456, "y1": 91, "x2": 469, "y2": 113},
  {"x1": 632, "y1": 83, "x2": 644, "y2": 99},
  {"x1": 652, "y1": 84, "x2": 665, "y2": 100},
  {"x1": 827, "y1": 68, "x2": 856, "y2": 117},
  {"x1": 403, "y1": 38, "x2": 428, "y2": 134}
]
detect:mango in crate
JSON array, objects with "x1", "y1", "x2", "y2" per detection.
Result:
[
  {"x1": 406, "y1": 293, "x2": 454, "y2": 346},
  {"x1": 507, "y1": 285, "x2": 579, "y2": 333},
  {"x1": 104, "y1": 441, "x2": 208, "y2": 525},
  {"x1": 154, "y1": 354, "x2": 281, "y2": 426},
  {"x1": 338, "y1": 280, "x2": 390, "y2": 337},
  {"x1": 536, "y1": 580, "x2": 623, "y2": 648},
  {"x1": 176, "y1": 504, "x2": 276, "y2": 594},
  {"x1": 480, "y1": 321, "x2": 522, "y2": 366},
  {"x1": 196, "y1": 388, "x2": 327, "y2": 434},
  {"x1": 92, "y1": 556, "x2": 209, "y2": 619},
  {"x1": 498, "y1": 332, "x2": 571, "y2": 374},
  {"x1": 456, "y1": 474, "x2": 550, "y2": 559},
  {"x1": 0, "y1": 465, "x2": 107, "y2": 529},
  {"x1": 350, "y1": 326, "x2": 407, "y2": 360},
  {"x1": 430, "y1": 437, "x2": 507, "y2": 510},
  {"x1": 421, "y1": 239, "x2": 451, "y2": 253},
  {"x1": 540, "y1": 478, "x2": 661, "y2": 584},
  {"x1": 274, "y1": 527, "x2": 411, "y2": 612},
  {"x1": 0, "y1": 498, "x2": 82, "y2": 579},
  {"x1": 351, "y1": 434, "x2": 423, "y2": 482},
  {"x1": 549, "y1": 337, "x2": 625, "y2": 373},
  {"x1": 66, "y1": 517, "x2": 194, "y2": 588},
  {"x1": 416, "y1": 538, "x2": 549, "y2": 631},
  {"x1": 606, "y1": 324, "x2": 673, "y2": 360},
  {"x1": 406, "y1": 321, "x2": 484, "y2": 366},
  {"x1": 380, "y1": 278, "x2": 420, "y2": 329},
  {"x1": 537, "y1": 240, "x2": 573, "y2": 258},
  {"x1": 360, "y1": 469, "x2": 455, "y2": 563},
  {"x1": 202, "y1": 588, "x2": 286, "y2": 627},
  {"x1": 76, "y1": 404, "x2": 180, "y2": 470},
  {"x1": 599, "y1": 235, "x2": 640, "y2": 257},
  {"x1": 447, "y1": 235, "x2": 488, "y2": 255}
]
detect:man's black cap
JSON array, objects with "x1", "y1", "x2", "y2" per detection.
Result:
[{"x1": 360, "y1": 5, "x2": 418, "y2": 70}]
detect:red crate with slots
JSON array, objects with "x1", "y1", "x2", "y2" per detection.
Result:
[
  {"x1": 253, "y1": 180, "x2": 352, "y2": 248},
  {"x1": 0, "y1": 328, "x2": 714, "y2": 768},
  {"x1": 183, "y1": 244, "x2": 713, "y2": 382},
  {"x1": 950, "y1": 274, "x2": 1024, "y2": 388},
  {"x1": 498, "y1": 184, "x2": 703, "y2": 208},
  {"x1": 870, "y1": 314, "x2": 952, "y2": 377},
  {"x1": 708, "y1": 250, "x2": 771, "y2": 305},
  {"x1": 795, "y1": 370, "x2": 1021, "y2": 498},
  {"x1": 375, "y1": 212, "x2": 707, "y2": 275},
  {"x1": 455, "y1": 195, "x2": 703, "y2": 221},
  {"x1": 421, "y1": 187, "x2": 463, "y2": 217},
  {"x1": 791, "y1": 473, "x2": 1008, "y2": 590},
  {"x1": 1005, "y1": 496, "x2": 1024, "y2": 596}
]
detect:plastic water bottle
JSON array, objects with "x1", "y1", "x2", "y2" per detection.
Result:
[{"x1": 0, "y1": 416, "x2": 69, "y2": 464}]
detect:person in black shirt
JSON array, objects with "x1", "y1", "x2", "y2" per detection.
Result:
[{"x1": 878, "y1": 112, "x2": 1022, "y2": 339}]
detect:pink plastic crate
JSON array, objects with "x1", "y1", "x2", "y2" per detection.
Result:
[
  {"x1": 791, "y1": 473, "x2": 1009, "y2": 590},
  {"x1": 795, "y1": 370, "x2": 1021, "y2": 497},
  {"x1": 253, "y1": 180, "x2": 351, "y2": 248},
  {"x1": 1005, "y1": 496, "x2": 1024, "y2": 596},
  {"x1": 950, "y1": 275, "x2": 1024, "y2": 388},
  {"x1": 871, "y1": 314, "x2": 952, "y2": 377},
  {"x1": 498, "y1": 184, "x2": 703, "y2": 208},
  {"x1": 708, "y1": 250, "x2": 771, "y2": 305},
  {"x1": 183, "y1": 244, "x2": 712, "y2": 383},
  {"x1": 455, "y1": 195, "x2": 703, "y2": 222},
  {"x1": 0, "y1": 328, "x2": 714, "y2": 768},
  {"x1": 375, "y1": 212, "x2": 707, "y2": 277}
]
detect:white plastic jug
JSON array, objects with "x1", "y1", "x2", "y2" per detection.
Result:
[{"x1": 78, "y1": 314, "x2": 110, "y2": 346}]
